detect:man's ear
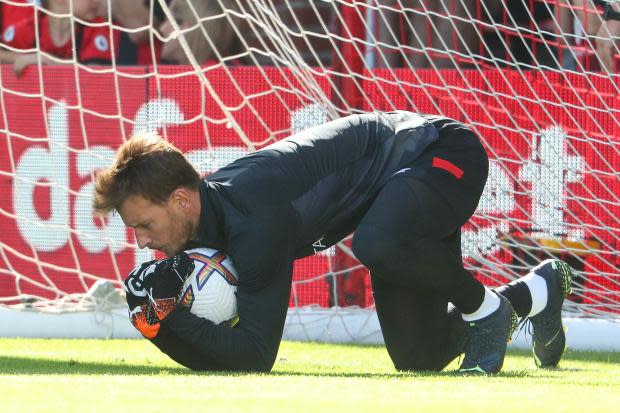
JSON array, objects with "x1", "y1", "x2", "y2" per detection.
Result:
[{"x1": 171, "y1": 187, "x2": 191, "y2": 210}]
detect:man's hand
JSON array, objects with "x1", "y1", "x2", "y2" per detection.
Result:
[
  {"x1": 13, "y1": 53, "x2": 38, "y2": 78},
  {"x1": 124, "y1": 259, "x2": 158, "y2": 307},
  {"x1": 124, "y1": 259, "x2": 159, "y2": 338},
  {"x1": 142, "y1": 252, "x2": 194, "y2": 320},
  {"x1": 128, "y1": 302, "x2": 161, "y2": 339},
  {"x1": 124, "y1": 253, "x2": 195, "y2": 338}
]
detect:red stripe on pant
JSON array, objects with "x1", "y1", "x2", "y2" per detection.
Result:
[{"x1": 432, "y1": 157, "x2": 464, "y2": 179}]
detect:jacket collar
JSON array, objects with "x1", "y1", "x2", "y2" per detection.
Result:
[{"x1": 184, "y1": 180, "x2": 226, "y2": 251}]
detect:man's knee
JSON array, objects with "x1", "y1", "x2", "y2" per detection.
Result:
[
  {"x1": 352, "y1": 226, "x2": 426, "y2": 272},
  {"x1": 352, "y1": 226, "x2": 397, "y2": 270}
]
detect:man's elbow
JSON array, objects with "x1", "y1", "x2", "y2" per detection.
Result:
[
  {"x1": 188, "y1": 347, "x2": 276, "y2": 372},
  {"x1": 246, "y1": 358, "x2": 274, "y2": 373},
  {"x1": 187, "y1": 357, "x2": 273, "y2": 373},
  {"x1": 229, "y1": 339, "x2": 278, "y2": 372},
  {"x1": 233, "y1": 354, "x2": 275, "y2": 373}
]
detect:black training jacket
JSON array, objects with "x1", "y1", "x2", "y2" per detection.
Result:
[{"x1": 151, "y1": 111, "x2": 458, "y2": 371}]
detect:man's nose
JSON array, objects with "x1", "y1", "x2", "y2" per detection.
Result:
[{"x1": 135, "y1": 229, "x2": 151, "y2": 249}]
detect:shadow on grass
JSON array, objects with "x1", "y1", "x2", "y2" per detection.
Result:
[
  {"x1": 0, "y1": 355, "x2": 410, "y2": 378},
  {"x1": 506, "y1": 348, "x2": 620, "y2": 365},
  {"x1": 269, "y1": 369, "x2": 554, "y2": 379},
  {"x1": 0, "y1": 355, "x2": 552, "y2": 379},
  {"x1": 0, "y1": 355, "x2": 196, "y2": 376},
  {"x1": 2, "y1": 350, "x2": 613, "y2": 378},
  {"x1": 0, "y1": 355, "x2": 404, "y2": 378}
]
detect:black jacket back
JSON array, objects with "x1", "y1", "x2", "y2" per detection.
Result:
[{"x1": 197, "y1": 110, "x2": 440, "y2": 261}]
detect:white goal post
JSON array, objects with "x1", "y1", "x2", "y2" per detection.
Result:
[{"x1": 0, "y1": 0, "x2": 619, "y2": 350}]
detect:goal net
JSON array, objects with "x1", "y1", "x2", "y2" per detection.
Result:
[{"x1": 0, "y1": 0, "x2": 618, "y2": 346}]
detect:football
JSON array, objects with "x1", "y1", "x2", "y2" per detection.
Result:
[{"x1": 179, "y1": 247, "x2": 239, "y2": 326}]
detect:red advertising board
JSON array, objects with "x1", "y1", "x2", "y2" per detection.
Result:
[{"x1": 0, "y1": 65, "x2": 618, "y2": 309}]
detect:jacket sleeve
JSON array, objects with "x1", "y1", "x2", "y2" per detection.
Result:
[
  {"x1": 155, "y1": 206, "x2": 298, "y2": 371},
  {"x1": 159, "y1": 264, "x2": 292, "y2": 371},
  {"x1": 149, "y1": 323, "x2": 228, "y2": 371}
]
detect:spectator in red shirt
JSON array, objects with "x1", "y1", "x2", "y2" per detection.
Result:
[
  {"x1": 2, "y1": 0, "x2": 118, "y2": 77},
  {"x1": 0, "y1": 0, "x2": 38, "y2": 60},
  {"x1": 95, "y1": 0, "x2": 166, "y2": 66}
]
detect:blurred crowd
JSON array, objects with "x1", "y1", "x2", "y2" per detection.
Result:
[
  {"x1": 0, "y1": 0, "x2": 245, "y2": 76},
  {"x1": 372, "y1": 0, "x2": 620, "y2": 72},
  {"x1": 0, "y1": 0, "x2": 618, "y2": 76}
]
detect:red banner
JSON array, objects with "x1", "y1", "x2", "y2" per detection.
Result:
[{"x1": 0, "y1": 66, "x2": 618, "y2": 309}]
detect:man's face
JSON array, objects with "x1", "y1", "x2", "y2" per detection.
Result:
[{"x1": 118, "y1": 194, "x2": 193, "y2": 257}]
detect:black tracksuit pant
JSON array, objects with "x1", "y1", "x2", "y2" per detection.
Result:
[{"x1": 352, "y1": 119, "x2": 529, "y2": 371}]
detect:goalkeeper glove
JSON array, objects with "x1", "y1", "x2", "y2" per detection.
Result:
[
  {"x1": 124, "y1": 259, "x2": 158, "y2": 309},
  {"x1": 128, "y1": 302, "x2": 161, "y2": 339},
  {"x1": 142, "y1": 252, "x2": 194, "y2": 320},
  {"x1": 124, "y1": 253, "x2": 195, "y2": 338},
  {"x1": 124, "y1": 259, "x2": 159, "y2": 338}
]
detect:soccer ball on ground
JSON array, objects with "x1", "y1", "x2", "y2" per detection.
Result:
[{"x1": 179, "y1": 247, "x2": 239, "y2": 326}]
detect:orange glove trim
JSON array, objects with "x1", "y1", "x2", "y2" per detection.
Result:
[{"x1": 130, "y1": 305, "x2": 161, "y2": 339}]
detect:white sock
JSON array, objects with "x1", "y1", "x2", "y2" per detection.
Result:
[
  {"x1": 462, "y1": 287, "x2": 501, "y2": 322},
  {"x1": 521, "y1": 271, "x2": 548, "y2": 317}
]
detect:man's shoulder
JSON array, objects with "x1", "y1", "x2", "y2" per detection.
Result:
[{"x1": 204, "y1": 150, "x2": 269, "y2": 185}]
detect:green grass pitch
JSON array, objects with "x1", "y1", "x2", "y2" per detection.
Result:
[{"x1": 1, "y1": 338, "x2": 619, "y2": 413}]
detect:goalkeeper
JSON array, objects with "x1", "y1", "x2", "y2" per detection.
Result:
[{"x1": 94, "y1": 111, "x2": 573, "y2": 374}]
